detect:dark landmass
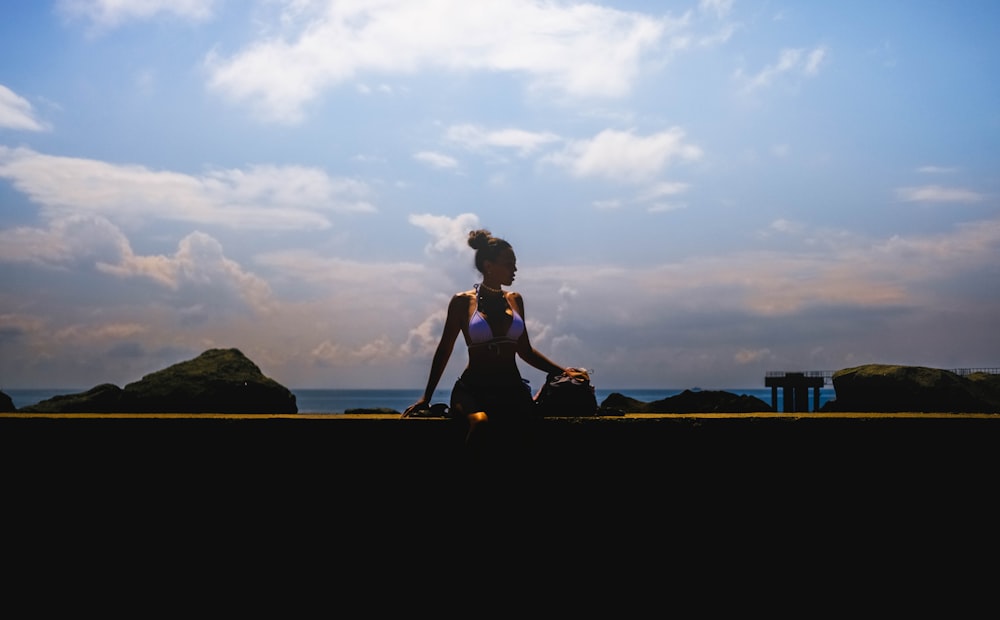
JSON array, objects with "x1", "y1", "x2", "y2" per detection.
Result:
[
  {"x1": 336, "y1": 389, "x2": 765, "y2": 416},
  {"x1": 345, "y1": 407, "x2": 400, "y2": 415},
  {"x1": 0, "y1": 391, "x2": 14, "y2": 413},
  {"x1": 600, "y1": 389, "x2": 771, "y2": 414},
  {"x1": 3, "y1": 357, "x2": 998, "y2": 415},
  {"x1": 13, "y1": 348, "x2": 296, "y2": 414},
  {"x1": 820, "y1": 364, "x2": 1000, "y2": 413}
]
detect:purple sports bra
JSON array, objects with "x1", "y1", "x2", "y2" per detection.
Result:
[{"x1": 468, "y1": 288, "x2": 525, "y2": 346}]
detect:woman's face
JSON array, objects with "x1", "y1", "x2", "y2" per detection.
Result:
[{"x1": 487, "y1": 248, "x2": 518, "y2": 285}]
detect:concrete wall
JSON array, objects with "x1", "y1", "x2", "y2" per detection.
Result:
[{"x1": 3, "y1": 413, "x2": 997, "y2": 519}]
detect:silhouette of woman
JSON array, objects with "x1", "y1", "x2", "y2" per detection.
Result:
[{"x1": 403, "y1": 229, "x2": 587, "y2": 461}]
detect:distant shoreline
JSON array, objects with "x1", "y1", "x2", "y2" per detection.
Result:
[{"x1": 3, "y1": 386, "x2": 836, "y2": 413}]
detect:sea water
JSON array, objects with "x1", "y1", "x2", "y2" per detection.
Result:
[{"x1": 4, "y1": 386, "x2": 836, "y2": 413}]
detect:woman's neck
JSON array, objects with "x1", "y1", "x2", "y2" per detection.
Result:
[{"x1": 479, "y1": 281, "x2": 503, "y2": 294}]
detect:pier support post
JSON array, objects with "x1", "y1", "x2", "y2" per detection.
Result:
[{"x1": 764, "y1": 372, "x2": 826, "y2": 413}]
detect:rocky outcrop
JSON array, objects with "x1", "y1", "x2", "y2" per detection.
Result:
[
  {"x1": 121, "y1": 348, "x2": 297, "y2": 413},
  {"x1": 968, "y1": 372, "x2": 1000, "y2": 406},
  {"x1": 345, "y1": 407, "x2": 401, "y2": 415},
  {"x1": 821, "y1": 364, "x2": 1000, "y2": 413},
  {"x1": 18, "y1": 383, "x2": 124, "y2": 413},
  {"x1": 0, "y1": 390, "x2": 15, "y2": 412},
  {"x1": 601, "y1": 389, "x2": 772, "y2": 413},
  {"x1": 599, "y1": 393, "x2": 647, "y2": 413},
  {"x1": 19, "y1": 348, "x2": 297, "y2": 414}
]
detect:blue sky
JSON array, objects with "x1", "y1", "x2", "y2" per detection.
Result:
[{"x1": 1, "y1": 0, "x2": 998, "y2": 391}]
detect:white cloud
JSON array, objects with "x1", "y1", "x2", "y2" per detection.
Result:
[
  {"x1": 695, "y1": 22, "x2": 738, "y2": 48},
  {"x1": 0, "y1": 85, "x2": 49, "y2": 132},
  {"x1": 876, "y1": 219, "x2": 1000, "y2": 272},
  {"x1": 446, "y1": 124, "x2": 561, "y2": 155},
  {"x1": 646, "y1": 202, "x2": 687, "y2": 213},
  {"x1": 896, "y1": 185, "x2": 983, "y2": 204},
  {"x1": 0, "y1": 215, "x2": 274, "y2": 312},
  {"x1": 6, "y1": 210, "x2": 1000, "y2": 388},
  {"x1": 511, "y1": 215, "x2": 997, "y2": 323},
  {"x1": 53, "y1": 322, "x2": 147, "y2": 345},
  {"x1": 356, "y1": 83, "x2": 396, "y2": 95},
  {"x1": 408, "y1": 213, "x2": 480, "y2": 255},
  {"x1": 737, "y1": 46, "x2": 828, "y2": 91},
  {"x1": 803, "y1": 47, "x2": 826, "y2": 75},
  {"x1": 544, "y1": 128, "x2": 702, "y2": 183},
  {"x1": 553, "y1": 282, "x2": 580, "y2": 324},
  {"x1": 204, "y1": 0, "x2": 674, "y2": 123},
  {"x1": 413, "y1": 151, "x2": 459, "y2": 170},
  {"x1": 0, "y1": 147, "x2": 375, "y2": 230},
  {"x1": 399, "y1": 309, "x2": 448, "y2": 357},
  {"x1": 636, "y1": 181, "x2": 690, "y2": 202},
  {"x1": 699, "y1": 0, "x2": 734, "y2": 19},
  {"x1": 767, "y1": 218, "x2": 803, "y2": 234},
  {"x1": 592, "y1": 199, "x2": 623, "y2": 210},
  {"x1": 311, "y1": 335, "x2": 400, "y2": 366},
  {"x1": 734, "y1": 348, "x2": 771, "y2": 364},
  {"x1": 133, "y1": 69, "x2": 156, "y2": 96},
  {"x1": 635, "y1": 181, "x2": 690, "y2": 213},
  {"x1": 0, "y1": 214, "x2": 128, "y2": 267},
  {"x1": 751, "y1": 219, "x2": 1000, "y2": 312},
  {"x1": 58, "y1": 0, "x2": 215, "y2": 30},
  {"x1": 255, "y1": 250, "x2": 427, "y2": 289},
  {"x1": 917, "y1": 165, "x2": 957, "y2": 174},
  {"x1": 97, "y1": 230, "x2": 275, "y2": 312}
]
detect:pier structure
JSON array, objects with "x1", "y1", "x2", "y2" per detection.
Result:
[
  {"x1": 764, "y1": 371, "x2": 829, "y2": 413},
  {"x1": 763, "y1": 367, "x2": 1000, "y2": 413}
]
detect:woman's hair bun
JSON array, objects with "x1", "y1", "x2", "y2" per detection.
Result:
[{"x1": 467, "y1": 229, "x2": 492, "y2": 250}]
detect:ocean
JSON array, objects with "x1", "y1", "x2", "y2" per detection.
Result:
[{"x1": 4, "y1": 386, "x2": 837, "y2": 413}]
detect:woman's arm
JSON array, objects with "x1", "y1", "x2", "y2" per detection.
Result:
[
  {"x1": 511, "y1": 293, "x2": 572, "y2": 377},
  {"x1": 402, "y1": 294, "x2": 466, "y2": 417}
]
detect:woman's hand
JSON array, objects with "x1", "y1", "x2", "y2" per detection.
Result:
[
  {"x1": 401, "y1": 399, "x2": 430, "y2": 418},
  {"x1": 564, "y1": 367, "x2": 590, "y2": 381}
]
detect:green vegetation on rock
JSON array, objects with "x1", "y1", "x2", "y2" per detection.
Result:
[{"x1": 18, "y1": 348, "x2": 297, "y2": 414}]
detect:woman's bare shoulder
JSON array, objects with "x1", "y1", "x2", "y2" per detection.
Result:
[
  {"x1": 448, "y1": 290, "x2": 476, "y2": 306},
  {"x1": 508, "y1": 290, "x2": 525, "y2": 308}
]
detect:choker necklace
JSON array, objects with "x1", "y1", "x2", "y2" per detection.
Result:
[{"x1": 478, "y1": 282, "x2": 503, "y2": 295}]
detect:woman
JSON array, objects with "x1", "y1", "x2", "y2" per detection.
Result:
[{"x1": 403, "y1": 229, "x2": 586, "y2": 453}]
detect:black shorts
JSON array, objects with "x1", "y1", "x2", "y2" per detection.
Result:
[{"x1": 450, "y1": 372, "x2": 536, "y2": 422}]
